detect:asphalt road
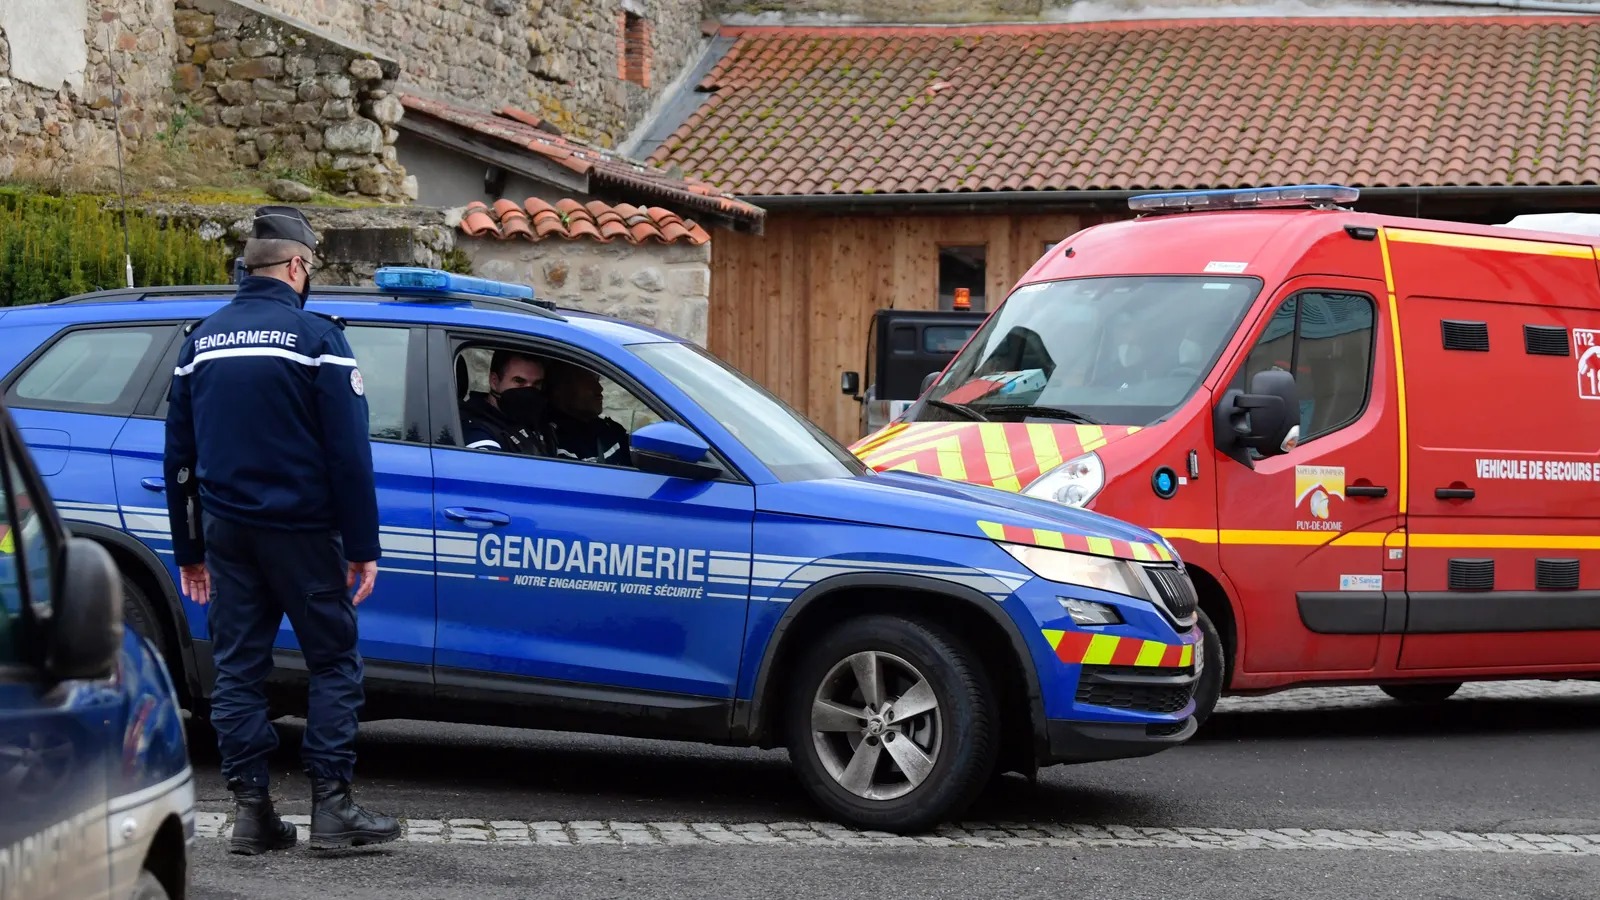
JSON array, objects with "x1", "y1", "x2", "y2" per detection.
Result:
[{"x1": 184, "y1": 680, "x2": 1600, "y2": 900}]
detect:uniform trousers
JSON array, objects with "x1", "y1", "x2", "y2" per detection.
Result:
[{"x1": 202, "y1": 515, "x2": 363, "y2": 787}]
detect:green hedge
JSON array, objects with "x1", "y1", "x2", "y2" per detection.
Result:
[{"x1": 0, "y1": 189, "x2": 232, "y2": 307}]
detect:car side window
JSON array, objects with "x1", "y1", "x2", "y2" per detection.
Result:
[
  {"x1": 1232, "y1": 291, "x2": 1376, "y2": 447},
  {"x1": 343, "y1": 325, "x2": 416, "y2": 442},
  {"x1": 1, "y1": 428, "x2": 60, "y2": 665},
  {"x1": 450, "y1": 343, "x2": 663, "y2": 468},
  {"x1": 7, "y1": 325, "x2": 172, "y2": 415}
]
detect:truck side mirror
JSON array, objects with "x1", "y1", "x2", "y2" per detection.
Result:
[
  {"x1": 841, "y1": 371, "x2": 860, "y2": 397},
  {"x1": 919, "y1": 371, "x2": 940, "y2": 395},
  {"x1": 1213, "y1": 368, "x2": 1300, "y2": 468},
  {"x1": 46, "y1": 537, "x2": 124, "y2": 681}
]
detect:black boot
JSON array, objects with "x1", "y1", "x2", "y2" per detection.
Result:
[
  {"x1": 228, "y1": 782, "x2": 297, "y2": 855},
  {"x1": 310, "y1": 777, "x2": 400, "y2": 850}
]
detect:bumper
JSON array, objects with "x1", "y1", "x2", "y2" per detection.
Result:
[{"x1": 1044, "y1": 714, "x2": 1197, "y2": 764}]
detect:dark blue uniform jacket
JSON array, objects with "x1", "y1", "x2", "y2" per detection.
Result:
[{"x1": 163, "y1": 277, "x2": 381, "y2": 566}]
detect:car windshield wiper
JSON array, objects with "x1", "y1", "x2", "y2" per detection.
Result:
[
  {"x1": 923, "y1": 399, "x2": 989, "y2": 422},
  {"x1": 980, "y1": 404, "x2": 1103, "y2": 425}
]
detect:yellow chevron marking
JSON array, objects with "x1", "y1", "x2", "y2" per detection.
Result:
[
  {"x1": 1083, "y1": 634, "x2": 1121, "y2": 665},
  {"x1": 1042, "y1": 629, "x2": 1066, "y2": 651},
  {"x1": 1135, "y1": 641, "x2": 1167, "y2": 667},
  {"x1": 1033, "y1": 529, "x2": 1068, "y2": 550}
]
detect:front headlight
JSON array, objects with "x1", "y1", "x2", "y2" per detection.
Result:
[
  {"x1": 1000, "y1": 542, "x2": 1154, "y2": 604},
  {"x1": 1022, "y1": 452, "x2": 1104, "y2": 508}
]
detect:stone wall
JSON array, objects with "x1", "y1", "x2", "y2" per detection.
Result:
[
  {"x1": 135, "y1": 200, "x2": 457, "y2": 285},
  {"x1": 171, "y1": 0, "x2": 413, "y2": 201},
  {"x1": 248, "y1": 0, "x2": 365, "y2": 39},
  {"x1": 269, "y1": 0, "x2": 707, "y2": 148},
  {"x1": 0, "y1": 0, "x2": 175, "y2": 182},
  {"x1": 460, "y1": 235, "x2": 712, "y2": 346}
]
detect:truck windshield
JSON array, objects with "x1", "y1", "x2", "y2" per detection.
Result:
[
  {"x1": 630, "y1": 341, "x2": 869, "y2": 482},
  {"x1": 919, "y1": 275, "x2": 1263, "y2": 426}
]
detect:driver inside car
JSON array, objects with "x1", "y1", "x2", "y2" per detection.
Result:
[{"x1": 459, "y1": 349, "x2": 556, "y2": 456}]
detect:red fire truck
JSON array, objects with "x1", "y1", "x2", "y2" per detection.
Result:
[{"x1": 852, "y1": 185, "x2": 1600, "y2": 723}]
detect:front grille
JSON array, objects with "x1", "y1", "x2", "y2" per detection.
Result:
[
  {"x1": 1147, "y1": 720, "x2": 1189, "y2": 737},
  {"x1": 1076, "y1": 670, "x2": 1196, "y2": 714},
  {"x1": 1145, "y1": 565, "x2": 1199, "y2": 623}
]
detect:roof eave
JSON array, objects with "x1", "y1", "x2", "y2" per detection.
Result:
[
  {"x1": 735, "y1": 184, "x2": 1600, "y2": 216},
  {"x1": 399, "y1": 101, "x2": 764, "y2": 236}
]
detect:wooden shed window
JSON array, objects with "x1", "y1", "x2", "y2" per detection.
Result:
[
  {"x1": 938, "y1": 245, "x2": 986, "y2": 311},
  {"x1": 620, "y1": 12, "x2": 652, "y2": 88}
]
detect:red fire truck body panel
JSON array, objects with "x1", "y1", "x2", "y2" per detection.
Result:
[{"x1": 855, "y1": 199, "x2": 1600, "y2": 696}]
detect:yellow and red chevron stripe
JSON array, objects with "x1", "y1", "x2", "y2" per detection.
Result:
[
  {"x1": 1043, "y1": 629, "x2": 1195, "y2": 668},
  {"x1": 978, "y1": 519, "x2": 1173, "y2": 563},
  {"x1": 850, "y1": 422, "x2": 1140, "y2": 493}
]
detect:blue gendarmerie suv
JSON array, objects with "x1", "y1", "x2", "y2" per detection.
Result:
[
  {"x1": 1, "y1": 268, "x2": 1201, "y2": 831},
  {"x1": 1, "y1": 394, "x2": 194, "y2": 899}
]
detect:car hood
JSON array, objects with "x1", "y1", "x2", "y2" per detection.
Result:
[
  {"x1": 761, "y1": 469, "x2": 1175, "y2": 563},
  {"x1": 850, "y1": 421, "x2": 1143, "y2": 492}
]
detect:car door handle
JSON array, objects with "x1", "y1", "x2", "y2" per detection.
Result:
[
  {"x1": 1435, "y1": 487, "x2": 1475, "y2": 500},
  {"x1": 140, "y1": 477, "x2": 166, "y2": 492},
  {"x1": 443, "y1": 506, "x2": 511, "y2": 527},
  {"x1": 1347, "y1": 485, "x2": 1387, "y2": 498}
]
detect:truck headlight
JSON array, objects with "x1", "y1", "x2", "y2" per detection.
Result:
[
  {"x1": 1023, "y1": 452, "x2": 1104, "y2": 508},
  {"x1": 1000, "y1": 542, "x2": 1154, "y2": 604}
]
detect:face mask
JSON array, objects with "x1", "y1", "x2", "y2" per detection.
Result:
[
  {"x1": 296, "y1": 270, "x2": 312, "y2": 307},
  {"x1": 495, "y1": 386, "x2": 547, "y2": 426}
]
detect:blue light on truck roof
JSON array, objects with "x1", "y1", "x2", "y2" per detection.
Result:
[
  {"x1": 1128, "y1": 184, "x2": 1360, "y2": 214},
  {"x1": 373, "y1": 266, "x2": 535, "y2": 300}
]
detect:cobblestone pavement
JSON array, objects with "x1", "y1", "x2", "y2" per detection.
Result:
[
  {"x1": 194, "y1": 812, "x2": 1600, "y2": 855},
  {"x1": 1213, "y1": 679, "x2": 1600, "y2": 714}
]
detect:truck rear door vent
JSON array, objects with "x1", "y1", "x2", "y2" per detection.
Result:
[
  {"x1": 1441, "y1": 319, "x2": 1490, "y2": 351},
  {"x1": 1523, "y1": 324, "x2": 1571, "y2": 356},
  {"x1": 1448, "y1": 558, "x2": 1495, "y2": 592},
  {"x1": 1536, "y1": 558, "x2": 1580, "y2": 591}
]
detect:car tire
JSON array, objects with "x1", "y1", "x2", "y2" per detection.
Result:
[
  {"x1": 784, "y1": 614, "x2": 997, "y2": 833},
  {"x1": 1381, "y1": 682, "x2": 1462, "y2": 704},
  {"x1": 1190, "y1": 607, "x2": 1225, "y2": 729},
  {"x1": 122, "y1": 574, "x2": 169, "y2": 663},
  {"x1": 130, "y1": 869, "x2": 170, "y2": 900}
]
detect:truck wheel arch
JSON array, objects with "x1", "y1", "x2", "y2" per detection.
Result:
[
  {"x1": 737, "y1": 573, "x2": 1049, "y2": 766},
  {"x1": 66, "y1": 522, "x2": 202, "y2": 705},
  {"x1": 1184, "y1": 562, "x2": 1238, "y2": 692}
]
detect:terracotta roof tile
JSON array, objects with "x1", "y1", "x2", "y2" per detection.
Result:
[
  {"x1": 400, "y1": 94, "x2": 764, "y2": 229},
  {"x1": 456, "y1": 199, "x2": 713, "y2": 245},
  {"x1": 650, "y1": 18, "x2": 1600, "y2": 196}
]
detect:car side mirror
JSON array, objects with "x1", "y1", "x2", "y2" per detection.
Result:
[
  {"x1": 46, "y1": 537, "x2": 124, "y2": 681},
  {"x1": 919, "y1": 371, "x2": 940, "y2": 395},
  {"x1": 630, "y1": 421, "x2": 722, "y2": 481},
  {"x1": 841, "y1": 371, "x2": 860, "y2": 397},
  {"x1": 1213, "y1": 368, "x2": 1300, "y2": 468}
]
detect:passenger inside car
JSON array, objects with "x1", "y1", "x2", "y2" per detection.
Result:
[{"x1": 544, "y1": 361, "x2": 632, "y2": 466}]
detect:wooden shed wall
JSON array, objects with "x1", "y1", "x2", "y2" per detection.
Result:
[{"x1": 707, "y1": 211, "x2": 1099, "y2": 443}]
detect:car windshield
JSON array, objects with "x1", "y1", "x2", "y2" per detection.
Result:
[
  {"x1": 630, "y1": 342, "x2": 868, "y2": 482},
  {"x1": 919, "y1": 275, "x2": 1263, "y2": 426}
]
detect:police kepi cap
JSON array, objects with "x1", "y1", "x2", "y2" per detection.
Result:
[{"x1": 252, "y1": 205, "x2": 319, "y2": 251}]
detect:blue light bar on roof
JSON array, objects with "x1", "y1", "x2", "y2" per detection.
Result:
[
  {"x1": 374, "y1": 266, "x2": 535, "y2": 300},
  {"x1": 1128, "y1": 184, "x2": 1360, "y2": 214}
]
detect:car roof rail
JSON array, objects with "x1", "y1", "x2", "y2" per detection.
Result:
[{"x1": 50, "y1": 284, "x2": 566, "y2": 320}]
